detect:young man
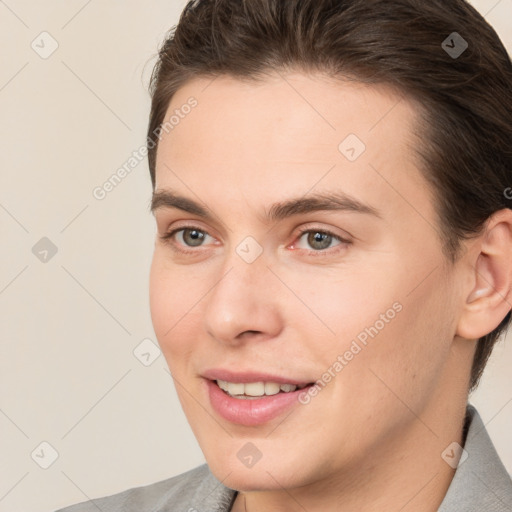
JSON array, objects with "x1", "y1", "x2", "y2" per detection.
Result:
[{"x1": 57, "y1": 0, "x2": 512, "y2": 510}]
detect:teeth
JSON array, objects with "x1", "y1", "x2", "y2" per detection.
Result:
[
  {"x1": 264, "y1": 382, "x2": 281, "y2": 395},
  {"x1": 217, "y1": 380, "x2": 301, "y2": 398},
  {"x1": 245, "y1": 382, "x2": 265, "y2": 396}
]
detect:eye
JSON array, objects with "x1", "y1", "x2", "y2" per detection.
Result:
[
  {"x1": 293, "y1": 228, "x2": 350, "y2": 253},
  {"x1": 159, "y1": 225, "x2": 350, "y2": 256},
  {"x1": 159, "y1": 226, "x2": 215, "y2": 253}
]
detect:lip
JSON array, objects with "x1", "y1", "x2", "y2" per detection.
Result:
[
  {"x1": 203, "y1": 370, "x2": 315, "y2": 426},
  {"x1": 202, "y1": 368, "x2": 313, "y2": 387}
]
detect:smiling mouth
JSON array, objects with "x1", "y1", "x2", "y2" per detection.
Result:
[{"x1": 215, "y1": 379, "x2": 313, "y2": 399}]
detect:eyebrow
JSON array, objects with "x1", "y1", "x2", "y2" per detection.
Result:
[{"x1": 150, "y1": 189, "x2": 382, "y2": 222}]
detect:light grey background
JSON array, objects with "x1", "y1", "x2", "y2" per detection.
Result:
[{"x1": 0, "y1": 1, "x2": 511, "y2": 511}]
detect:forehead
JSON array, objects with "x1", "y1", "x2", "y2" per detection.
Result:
[
  {"x1": 162, "y1": 72, "x2": 417, "y2": 143},
  {"x1": 154, "y1": 72, "x2": 433, "y2": 227}
]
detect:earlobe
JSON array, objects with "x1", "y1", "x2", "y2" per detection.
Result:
[{"x1": 456, "y1": 209, "x2": 512, "y2": 340}]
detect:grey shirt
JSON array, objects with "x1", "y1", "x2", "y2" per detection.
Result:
[{"x1": 56, "y1": 405, "x2": 512, "y2": 511}]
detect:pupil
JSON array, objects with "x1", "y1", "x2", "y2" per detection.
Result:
[
  {"x1": 309, "y1": 232, "x2": 330, "y2": 250},
  {"x1": 186, "y1": 229, "x2": 204, "y2": 246}
]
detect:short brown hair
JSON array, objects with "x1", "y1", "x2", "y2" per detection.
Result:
[{"x1": 146, "y1": 0, "x2": 512, "y2": 392}]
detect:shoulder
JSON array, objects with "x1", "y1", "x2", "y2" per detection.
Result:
[
  {"x1": 438, "y1": 404, "x2": 512, "y2": 512},
  {"x1": 55, "y1": 464, "x2": 236, "y2": 512}
]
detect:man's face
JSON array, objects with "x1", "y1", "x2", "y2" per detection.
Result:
[{"x1": 149, "y1": 72, "x2": 466, "y2": 490}]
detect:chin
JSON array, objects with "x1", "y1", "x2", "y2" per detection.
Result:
[
  {"x1": 206, "y1": 452, "x2": 308, "y2": 492},
  {"x1": 215, "y1": 470, "x2": 291, "y2": 493}
]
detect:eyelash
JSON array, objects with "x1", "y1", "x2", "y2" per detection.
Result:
[{"x1": 159, "y1": 225, "x2": 350, "y2": 257}]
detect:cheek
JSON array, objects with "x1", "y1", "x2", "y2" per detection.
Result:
[
  {"x1": 343, "y1": 272, "x2": 456, "y2": 413},
  {"x1": 149, "y1": 253, "x2": 203, "y2": 364},
  {"x1": 288, "y1": 264, "x2": 405, "y2": 356},
  {"x1": 309, "y1": 258, "x2": 456, "y2": 403}
]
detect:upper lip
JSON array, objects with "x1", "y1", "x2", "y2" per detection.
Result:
[{"x1": 202, "y1": 368, "x2": 314, "y2": 387}]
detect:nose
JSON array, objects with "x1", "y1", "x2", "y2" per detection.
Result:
[{"x1": 203, "y1": 250, "x2": 284, "y2": 346}]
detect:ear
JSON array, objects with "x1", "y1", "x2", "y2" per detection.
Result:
[{"x1": 456, "y1": 209, "x2": 512, "y2": 340}]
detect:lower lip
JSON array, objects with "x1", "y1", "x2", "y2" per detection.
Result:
[{"x1": 206, "y1": 379, "x2": 312, "y2": 426}]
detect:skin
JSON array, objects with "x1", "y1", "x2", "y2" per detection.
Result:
[{"x1": 149, "y1": 72, "x2": 512, "y2": 512}]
